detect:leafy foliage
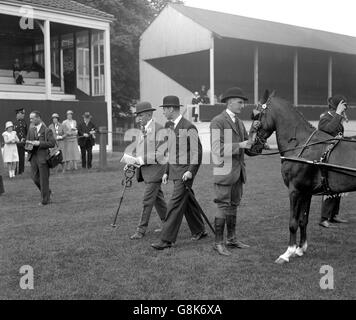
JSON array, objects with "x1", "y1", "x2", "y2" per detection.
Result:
[{"x1": 75, "y1": 0, "x2": 184, "y2": 115}]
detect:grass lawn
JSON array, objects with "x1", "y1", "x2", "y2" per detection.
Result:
[{"x1": 0, "y1": 153, "x2": 355, "y2": 300}]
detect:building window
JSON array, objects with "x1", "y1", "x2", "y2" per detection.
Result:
[
  {"x1": 51, "y1": 38, "x2": 59, "y2": 77},
  {"x1": 92, "y1": 31, "x2": 105, "y2": 96},
  {"x1": 76, "y1": 31, "x2": 90, "y2": 95},
  {"x1": 34, "y1": 43, "x2": 44, "y2": 67}
]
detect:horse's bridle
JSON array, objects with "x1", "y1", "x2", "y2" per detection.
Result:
[
  {"x1": 250, "y1": 97, "x2": 273, "y2": 154},
  {"x1": 250, "y1": 96, "x2": 356, "y2": 157}
]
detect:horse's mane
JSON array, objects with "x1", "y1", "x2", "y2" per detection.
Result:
[{"x1": 268, "y1": 92, "x2": 316, "y2": 130}]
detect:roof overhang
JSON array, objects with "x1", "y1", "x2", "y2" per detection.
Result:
[{"x1": 0, "y1": 0, "x2": 112, "y2": 30}]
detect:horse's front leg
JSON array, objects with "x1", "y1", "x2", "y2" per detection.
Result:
[
  {"x1": 295, "y1": 195, "x2": 312, "y2": 257},
  {"x1": 275, "y1": 189, "x2": 303, "y2": 264}
]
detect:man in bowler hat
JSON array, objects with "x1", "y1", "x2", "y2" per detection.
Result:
[
  {"x1": 210, "y1": 87, "x2": 257, "y2": 256},
  {"x1": 14, "y1": 108, "x2": 28, "y2": 175},
  {"x1": 26, "y1": 111, "x2": 56, "y2": 206},
  {"x1": 130, "y1": 102, "x2": 167, "y2": 240},
  {"x1": 78, "y1": 112, "x2": 97, "y2": 169},
  {"x1": 318, "y1": 94, "x2": 349, "y2": 228},
  {"x1": 152, "y1": 96, "x2": 207, "y2": 250}
]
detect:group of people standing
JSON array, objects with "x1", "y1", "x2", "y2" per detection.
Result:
[
  {"x1": 128, "y1": 88, "x2": 258, "y2": 256},
  {"x1": 128, "y1": 87, "x2": 349, "y2": 257},
  {"x1": 0, "y1": 109, "x2": 97, "y2": 203}
]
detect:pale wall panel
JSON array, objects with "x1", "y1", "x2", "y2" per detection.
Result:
[
  {"x1": 140, "y1": 6, "x2": 212, "y2": 60},
  {"x1": 140, "y1": 60, "x2": 194, "y2": 125}
]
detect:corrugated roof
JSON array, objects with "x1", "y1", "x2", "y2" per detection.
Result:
[
  {"x1": 2, "y1": 0, "x2": 114, "y2": 20},
  {"x1": 171, "y1": 4, "x2": 356, "y2": 55}
]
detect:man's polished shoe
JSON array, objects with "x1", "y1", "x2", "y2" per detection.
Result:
[
  {"x1": 213, "y1": 244, "x2": 231, "y2": 256},
  {"x1": 38, "y1": 201, "x2": 51, "y2": 206},
  {"x1": 319, "y1": 220, "x2": 335, "y2": 228},
  {"x1": 130, "y1": 232, "x2": 144, "y2": 240},
  {"x1": 191, "y1": 231, "x2": 208, "y2": 241},
  {"x1": 151, "y1": 240, "x2": 172, "y2": 250},
  {"x1": 226, "y1": 240, "x2": 250, "y2": 249},
  {"x1": 329, "y1": 217, "x2": 348, "y2": 224}
]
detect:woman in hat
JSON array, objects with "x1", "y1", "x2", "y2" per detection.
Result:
[
  {"x1": 0, "y1": 139, "x2": 5, "y2": 194},
  {"x1": 2, "y1": 121, "x2": 20, "y2": 178},
  {"x1": 62, "y1": 110, "x2": 81, "y2": 171},
  {"x1": 49, "y1": 113, "x2": 66, "y2": 173}
]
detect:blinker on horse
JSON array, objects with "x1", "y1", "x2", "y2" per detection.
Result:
[{"x1": 250, "y1": 90, "x2": 356, "y2": 264}]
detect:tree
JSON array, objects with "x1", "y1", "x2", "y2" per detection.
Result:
[{"x1": 75, "y1": 0, "x2": 184, "y2": 115}]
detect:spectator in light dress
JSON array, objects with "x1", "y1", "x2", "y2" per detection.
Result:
[
  {"x1": 48, "y1": 113, "x2": 66, "y2": 173},
  {"x1": 62, "y1": 110, "x2": 81, "y2": 171},
  {"x1": 2, "y1": 121, "x2": 19, "y2": 178}
]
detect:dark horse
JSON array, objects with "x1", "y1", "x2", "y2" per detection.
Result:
[{"x1": 252, "y1": 91, "x2": 356, "y2": 264}]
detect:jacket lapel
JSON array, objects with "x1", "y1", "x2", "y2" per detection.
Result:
[
  {"x1": 174, "y1": 117, "x2": 184, "y2": 134},
  {"x1": 224, "y1": 111, "x2": 239, "y2": 135}
]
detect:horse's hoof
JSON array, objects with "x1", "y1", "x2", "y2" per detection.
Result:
[
  {"x1": 295, "y1": 248, "x2": 304, "y2": 257},
  {"x1": 275, "y1": 256, "x2": 288, "y2": 264}
]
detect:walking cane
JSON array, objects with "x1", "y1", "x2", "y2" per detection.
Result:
[
  {"x1": 111, "y1": 165, "x2": 136, "y2": 228},
  {"x1": 184, "y1": 183, "x2": 215, "y2": 235}
]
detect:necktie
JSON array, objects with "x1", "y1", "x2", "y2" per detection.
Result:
[
  {"x1": 165, "y1": 121, "x2": 175, "y2": 130},
  {"x1": 34, "y1": 126, "x2": 39, "y2": 139},
  {"x1": 234, "y1": 115, "x2": 242, "y2": 138}
]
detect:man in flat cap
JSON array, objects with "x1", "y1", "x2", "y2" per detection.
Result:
[
  {"x1": 130, "y1": 102, "x2": 167, "y2": 240},
  {"x1": 318, "y1": 94, "x2": 349, "y2": 228},
  {"x1": 78, "y1": 112, "x2": 97, "y2": 169},
  {"x1": 152, "y1": 96, "x2": 207, "y2": 250},
  {"x1": 13, "y1": 108, "x2": 28, "y2": 175},
  {"x1": 210, "y1": 87, "x2": 258, "y2": 257}
]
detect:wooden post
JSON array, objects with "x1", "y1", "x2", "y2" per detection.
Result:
[
  {"x1": 254, "y1": 46, "x2": 259, "y2": 105},
  {"x1": 99, "y1": 126, "x2": 107, "y2": 169},
  {"x1": 328, "y1": 55, "x2": 333, "y2": 98},
  {"x1": 293, "y1": 51, "x2": 298, "y2": 106},
  {"x1": 44, "y1": 20, "x2": 52, "y2": 100},
  {"x1": 210, "y1": 36, "x2": 215, "y2": 105}
]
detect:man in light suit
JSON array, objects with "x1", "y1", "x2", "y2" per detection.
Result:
[
  {"x1": 26, "y1": 111, "x2": 56, "y2": 206},
  {"x1": 130, "y1": 102, "x2": 167, "y2": 240},
  {"x1": 210, "y1": 87, "x2": 258, "y2": 256},
  {"x1": 152, "y1": 96, "x2": 206, "y2": 250}
]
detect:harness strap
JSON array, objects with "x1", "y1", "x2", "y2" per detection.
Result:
[
  {"x1": 297, "y1": 129, "x2": 319, "y2": 158},
  {"x1": 319, "y1": 135, "x2": 342, "y2": 195}
]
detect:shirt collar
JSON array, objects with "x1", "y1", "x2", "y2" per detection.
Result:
[
  {"x1": 173, "y1": 115, "x2": 182, "y2": 129},
  {"x1": 226, "y1": 109, "x2": 236, "y2": 123},
  {"x1": 35, "y1": 123, "x2": 43, "y2": 132},
  {"x1": 145, "y1": 119, "x2": 153, "y2": 131}
]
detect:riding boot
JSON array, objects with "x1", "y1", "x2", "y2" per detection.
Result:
[
  {"x1": 213, "y1": 218, "x2": 231, "y2": 256},
  {"x1": 226, "y1": 215, "x2": 250, "y2": 249},
  {"x1": 0, "y1": 176, "x2": 4, "y2": 195}
]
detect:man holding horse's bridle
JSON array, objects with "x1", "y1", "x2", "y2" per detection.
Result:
[
  {"x1": 210, "y1": 87, "x2": 259, "y2": 256},
  {"x1": 318, "y1": 94, "x2": 349, "y2": 228}
]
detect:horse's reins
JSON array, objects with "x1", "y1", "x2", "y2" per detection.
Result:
[{"x1": 251, "y1": 98, "x2": 356, "y2": 157}]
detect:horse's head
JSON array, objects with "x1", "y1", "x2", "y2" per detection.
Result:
[{"x1": 249, "y1": 90, "x2": 277, "y2": 154}]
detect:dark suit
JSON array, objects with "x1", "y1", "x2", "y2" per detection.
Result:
[
  {"x1": 14, "y1": 119, "x2": 28, "y2": 174},
  {"x1": 27, "y1": 123, "x2": 56, "y2": 204},
  {"x1": 160, "y1": 116, "x2": 205, "y2": 243},
  {"x1": 318, "y1": 110, "x2": 344, "y2": 221},
  {"x1": 135, "y1": 120, "x2": 167, "y2": 234},
  {"x1": 77, "y1": 120, "x2": 96, "y2": 169},
  {"x1": 210, "y1": 110, "x2": 250, "y2": 218},
  {"x1": 0, "y1": 147, "x2": 4, "y2": 195}
]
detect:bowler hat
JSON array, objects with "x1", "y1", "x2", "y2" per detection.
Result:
[
  {"x1": 159, "y1": 96, "x2": 182, "y2": 108},
  {"x1": 5, "y1": 121, "x2": 14, "y2": 130},
  {"x1": 221, "y1": 87, "x2": 248, "y2": 103},
  {"x1": 328, "y1": 94, "x2": 347, "y2": 110},
  {"x1": 82, "y1": 112, "x2": 92, "y2": 119},
  {"x1": 135, "y1": 102, "x2": 156, "y2": 115},
  {"x1": 15, "y1": 108, "x2": 25, "y2": 114}
]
